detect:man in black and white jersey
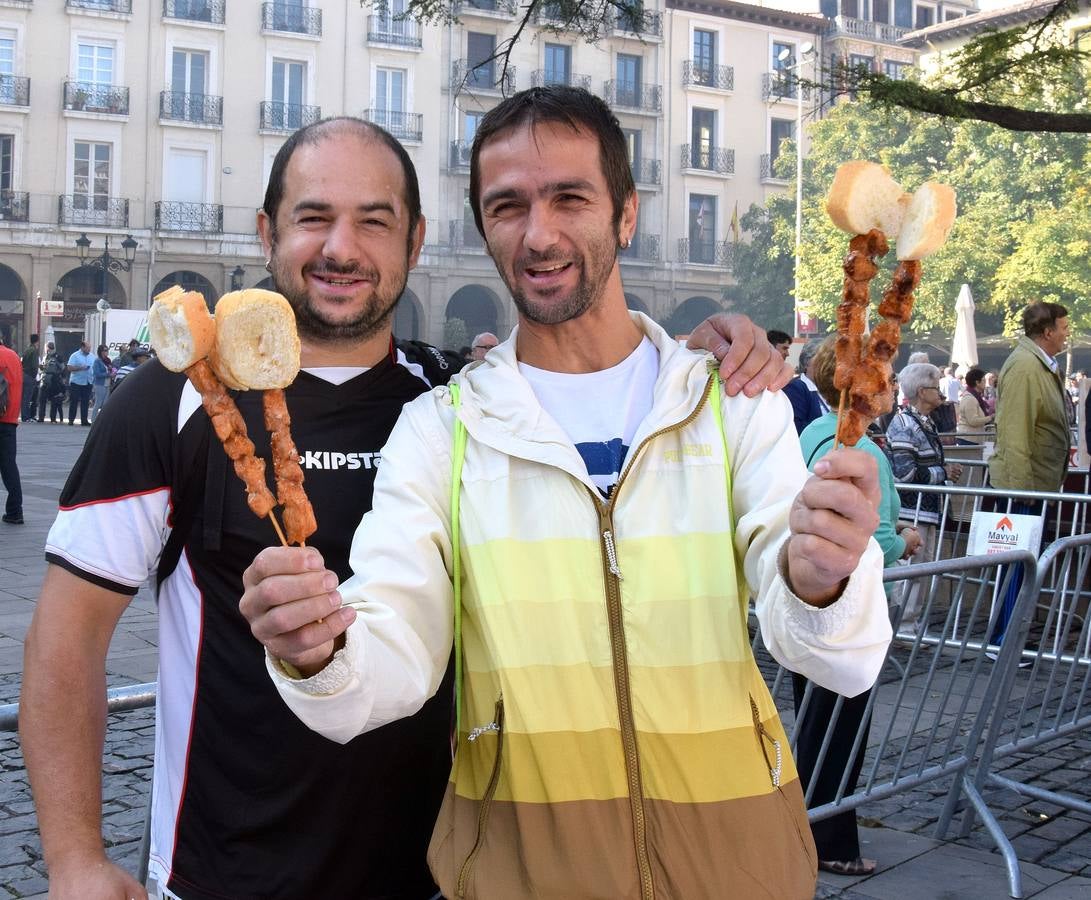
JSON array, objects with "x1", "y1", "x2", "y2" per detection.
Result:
[{"x1": 22, "y1": 114, "x2": 787, "y2": 900}]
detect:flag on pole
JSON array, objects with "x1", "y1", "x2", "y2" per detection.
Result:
[{"x1": 730, "y1": 201, "x2": 740, "y2": 244}]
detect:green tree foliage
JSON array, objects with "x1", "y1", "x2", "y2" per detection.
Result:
[
  {"x1": 780, "y1": 98, "x2": 1088, "y2": 335},
  {"x1": 724, "y1": 201, "x2": 795, "y2": 333},
  {"x1": 443, "y1": 317, "x2": 469, "y2": 353}
]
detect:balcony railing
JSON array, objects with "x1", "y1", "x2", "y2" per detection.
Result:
[
  {"x1": 58, "y1": 195, "x2": 129, "y2": 228},
  {"x1": 0, "y1": 191, "x2": 29, "y2": 223},
  {"x1": 611, "y1": 8, "x2": 661, "y2": 36},
  {"x1": 163, "y1": 0, "x2": 226, "y2": 24},
  {"x1": 363, "y1": 108, "x2": 423, "y2": 142},
  {"x1": 261, "y1": 2, "x2": 322, "y2": 36},
  {"x1": 452, "y1": 0, "x2": 517, "y2": 16},
  {"x1": 760, "y1": 153, "x2": 790, "y2": 181},
  {"x1": 367, "y1": 15, "x2": 423, "y2": 47},
  {"x1": 682, "y1": 60, "x2": 735, "y2": 92},
  {"x1": 448, "y1": 220, "x2": 485, "y2": 251},
  {"x1": 160, "y1": 91, "x2": 223, "y2": 125},
  {"x1": 604, "y1": 80, "x2": 661, "y2": 113},
  {"x1": 0, "y1": 76, "x2": 30, "y2": 107},
  {"x1": 762, "y1": 72, "x2": 812, "y2": 102},
  {"x1": 619, "y1": 233, "x2": 659, "y2": 263},
  {"x1": 155, "y1": 201, "x2": 224, "y2": 233},
  {"x1": 630, "y1": 158, "x2": 661, "y2": 186},
  {"x1": 680, "y1": 145, "x2": 734, "y2": 176},
  {"x1": 449, "y1": 140, "x2": 472, "y2": 170},
  {"x1": 530, "y1": 69, "x2": 591, "y2": 91},
  {"x1": 451, "y1": 59, "x2": 516, "y2": 94},
  {"x1": 67, "y1": 0, "x2": 132, "y2": 12},
  {"x1": 64, "y1": 81, "x2": 129, "y2": 115},
  {"x1": 826, "y1": 15, "x2": 910, "y2": 43},
  {"x1": 678, "y1": 238, "x2": 733, "y2": 268},
  {"x1": 260, "y1": 100, "x2": 321, "y2": 131}
]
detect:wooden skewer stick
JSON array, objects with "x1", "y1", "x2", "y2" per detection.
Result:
[
  {"x1": 269, "y1": 509, "x2": 289, "y2": 547},
  {"x1": 834, "y1": 388, "x2": 848, "y2": 451}
]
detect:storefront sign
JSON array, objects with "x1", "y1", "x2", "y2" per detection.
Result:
[{"x1": 41, "y1": 299, "x2": 64, "y2": 316}]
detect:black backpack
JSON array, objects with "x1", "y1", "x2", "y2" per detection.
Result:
[{"x1": 0, "y1": 369, "x2": 8, "y2": 416}]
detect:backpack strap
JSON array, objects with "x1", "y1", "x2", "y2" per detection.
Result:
[
  {"x1": 805, "y1": 433, "x2": 837, "y2": 468},
  {"x1": 448, "y1": 383, "x2": 469, "y2": 741}
]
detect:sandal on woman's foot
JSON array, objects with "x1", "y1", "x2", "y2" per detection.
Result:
[{"x1": 818, "y1": 858, "x2": 877, "y2": 876}]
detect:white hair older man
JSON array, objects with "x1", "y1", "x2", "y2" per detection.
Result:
[{"x1": 470, "y1": 331, "x2": 499, "y2": 361}]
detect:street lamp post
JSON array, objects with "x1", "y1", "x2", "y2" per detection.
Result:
[
  {"x1": 230, "y1": 265, "x2": 246, "y2": 292},
  {"x1": 76, "y1": 233, "x2": 138, "y2": 326},
  {"x1": 777, "y1": 43, "x2": 815, "y2": 339}
]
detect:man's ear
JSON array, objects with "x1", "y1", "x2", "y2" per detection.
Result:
[
  {"x1": 257, "y1": 209, "x2": 274, "y2": 258},
  {"x1": 408, "y1": 216, "x2": 426, "y2": 270}
]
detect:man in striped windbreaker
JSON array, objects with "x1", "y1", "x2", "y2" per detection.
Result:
[{"x1": 241, "y1": 87, "x2": 890, "y2": 899}]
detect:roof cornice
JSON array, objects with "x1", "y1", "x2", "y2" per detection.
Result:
[
  {"x1": 666, "y1": 0, "x2": 828, "y2": 34},
  {"x1": 902, "y1": 0, "x2": 1091, "y2": 47}
]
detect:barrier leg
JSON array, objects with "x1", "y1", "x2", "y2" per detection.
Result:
[
  {"x1": 138, "y1": 785, "x2": 152, "y2": 886},
  {"x1": 959, "y1": 778, "x2": 1023, "y2": 899}
]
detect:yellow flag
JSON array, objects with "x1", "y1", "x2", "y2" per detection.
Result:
[{"x1": 730, "y1": 201, "x2": 740, "y2": 244}]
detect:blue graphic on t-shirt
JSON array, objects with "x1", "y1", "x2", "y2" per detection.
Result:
[{"x1": 576, "y1": 438, "x2": 629, "y2": 494}]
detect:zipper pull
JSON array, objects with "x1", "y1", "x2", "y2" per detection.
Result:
[{"x1": 603, "y1": 529, "x2": 623, "y2": 580}]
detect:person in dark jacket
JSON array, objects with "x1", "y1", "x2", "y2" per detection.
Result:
[{"x1": 783, "y1": 337, "x2": 828, "y2": 435}]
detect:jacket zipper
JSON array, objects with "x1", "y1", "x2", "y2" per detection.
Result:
[
  {"x1": 456, "y1": 696, "x2": 505, "y2": 898},
  {"x1": 589, "y1": 373, "x2": 716, "y2": 900}
]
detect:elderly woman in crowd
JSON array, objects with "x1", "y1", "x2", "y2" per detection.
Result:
[
  {"x1": 887, "y1": 363, "x2": 963, "y2": 629},
  {"x1": 956, "y1": 367, "x2": 995, "y2": 442},
  {"x1": 793, "y1": 336, "x2": 922, "y2": 876}
]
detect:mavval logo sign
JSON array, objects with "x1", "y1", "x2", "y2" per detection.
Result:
[{"x1": 968, "y1": 511, "x2": 1044, "y2": 556}]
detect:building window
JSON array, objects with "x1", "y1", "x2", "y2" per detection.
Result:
[
  {"x1": 689, "y1": 194, "x2": 716, "y2": 264},
  {"x1": 376, "y1": 0, "x2": 408, "y2": 36},
  {"x1": 693, "y1": 29, "x2": 715, "y2": 85},
  {"x1": 77, "y1": 41, "x2": 114, "y2": 85},
  {"x1": 544, "y1": 43, "x2": 571, "y2": 85},
  {"x1": 374, "y1": 67, "x2": 406, "y2": 131},
  {"x1": 0, "y1": 135, "x2": 12, "y2": 192},
  {"x1": 841, "y1": 0, "x2": 859, "y2": 18},
  {"x1": 0, "y1": 35, "x2": 14, "y2": 105},
  {"x1": 464, "y1": 110, "x2": 483, "y2": 142},
  {"x1": 769, "y1": 118, "x2": 794, "y2": 169},
  {"x1": 944, "y1": 9, "x2": 963, "y2": 19},
  {"x1": 467, "y1": 32, "x2": 495, "y2": 87},
  {"x1": 690, "y1": 107, "x2": 715, "y2": 168},
  {"x1": 848, "y1": 53, "x2": 874, "y2": 72},
  {"x1": 772, "y1": 40, "x2": 795, "y2": 71},
  {"x1": 271, "y1": 58, "x2": 306, "y2": 128},
  {"x1": 74, "y1": 141, "x2": 111, "y2": 210},
  {"x1": 873, "y1": 0, "x2": 890, "y2": 23},
  {"x1": 616, "y1": 53, "x2": 641, "y2": 105},
  {"x1": 884, "y1": 59, "x2": 910, "y2": 79},
  {"x1": 913, "y1": 3, "x2": 935, "y2": 28}
]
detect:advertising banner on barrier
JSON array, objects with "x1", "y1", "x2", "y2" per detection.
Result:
[{"x1": 967, "y1": 511, "x2": 1044, "y2": 556}]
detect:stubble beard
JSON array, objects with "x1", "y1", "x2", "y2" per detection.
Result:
[
  {"x1": 269, "y1": 244, "x2": 409, "y2": 344},
  {"x1": 501, "y1": 235, "x2": 618, "y2": 327}
]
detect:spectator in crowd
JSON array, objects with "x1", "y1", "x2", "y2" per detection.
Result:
[
  {"x1": 238, "y1": 85, "x2": 888, "y2": 900},
  {"x1": 459, "y1": 345, "x2": 473, "y2": 364},
  {"x1": 887, "y1": 362, "x2": 963, "y2": 630},
  {"x1": 90, "y1": 344, "x2": 114, "y2": 421},
  {"x1": 0, "y1": 329, "x2": 22, "y2": 524},
  {"x1": 982, "y1": 371, "x2": 998, "y2": 415},
  {"x1": 989, "y1": 301, "x2": 1070, "y2": 642},
  {"x1": 36, "y1": 343, "x2": 65, "y2": 424},
  {"x1": 942, "y1": 365, "x2": 962, "y2": 403},
  {"x1": 113, "y1": 338, "x2": 139, "y2": 369},
  {"x1": 109, "y1": 344, "x2": 150, "y2": 392},
  {"x1": 956, "y1": 367, "x2": 994, "y2": 442},
  {"x1": 20, "y1": 333, "x2": 39, "y2": 422},
  {"x1": 469, "y1": 331, "x2": 499, "y2": 361},
  {"x1": 65, "y1": 340, "x2": 95, "y2": 426},
  {"x1": 783, "y1": 337, "x2": 829, "y2": 435},
  {"x1": 767, "y1": 328, "x2": 792, "y2": 361},
  {"x1": 795, "y1": 336, "x2": 921, "y2": 876}
]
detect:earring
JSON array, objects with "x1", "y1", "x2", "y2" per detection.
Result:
[
  {"x1": 620, "y1": 236, "x2": 630, "y2": 249},
  {"x1": 264, "y1": 259, "x2": 272, "y2": 272}
]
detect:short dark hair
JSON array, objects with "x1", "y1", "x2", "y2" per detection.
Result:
[
  {"x1": 965, "y1": 367, "x2": 986, "y2": 389},
  {"x1": 767, "y1": 329, "x2": 791, "y2": 346},
  {"x1": 30, "y1": 333, "x2": 39, "y2": 343},
  {"x1": 468, "y1": 86, "x2": 634, "y2": 237},
  {"x1": 262, "y1": 116, "x2": 421, "y2": 251},
  {"x1": 1023, "y1": 301, "x2": 1068, "y2": 338}
]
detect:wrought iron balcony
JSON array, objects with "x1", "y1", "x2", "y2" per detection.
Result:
[
  {"x1": 762, "y1": 72, "x2": 811, "y2": 102},
  {"x1": 58, "y1": 195, "x2": 129, "y2": 228},
  {"x1": 619, "y1": 233, "x2": 659, "y2": 263},
  {"x1": 155, "y1": 201, "x2": 224, "y2": 233},
  {"x1": 363, "y1": 108, "x2": 423, "y2": 142},
  {"x1": 448, "y1": 220, "x2": 485, "y2": 251},
  {"x1": 680, "y1": 145, "x2": 734, "y2": 176},
  {"x1": 452, "y1": 0, "x2": 517, "y2": 16},
  {"x1": 451, "y1": 59, "x2": 516, "y2": 94},
  {"x1": 0, "y1": 191, "x2": 29, "y2": 223},
  {"x1": 163, "y1": 0, "x2": 226, "y2": 24},
  {"x1": 611, "y1": 8, "x2": 661, "y2": 36},
  {"x1": 160, "y1": 91, "x2": 223, "y2": 125},
  {"x1": 682, "y1": 61, "x2": 734, "y2": 91},
  {"x1": 604, "y1": 80, "x2": 661, "y2": 113},
  {"x1": 260, "y1": 100, "x2": 321, "y2": 131},
  {"x1": 449, "y1": 140, "x2": 472, "y2": 170},
  {"x1": 630, "y1": 158, "x2": 661, "y2": 186},
  {"x1": 67, "y1": 0, "x2": 132, "y2": 12},
  {"x1": 760, "y1": 152, "x2": 789, "y2": 182},
  {"x1": 261, "y1": 2, "x2": 322, "y2": 36},
  {"x1": 530, "y1": 69, "x2": 591, "y2": 91},
  {"x1": 678, "y1": 238, "x2": 733, "y2": 268},
  {"x1": 826, "y1": 15, "x2": 910, "y2": 43},
  {"x1": 0, "y1": 76, "x2": 30, "y2": 107},
  {"x1": 366, "y1": 15, "x2": 422, "y2": 47},
  {"x1": 64, "y1": 81, "x2": 129, "y2": 115}
]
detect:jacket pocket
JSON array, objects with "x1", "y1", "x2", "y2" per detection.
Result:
[{"x1": 456, "y1": 695, "x2": 505, "y2": 899}]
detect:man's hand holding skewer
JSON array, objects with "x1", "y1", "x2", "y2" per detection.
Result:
[{"x1": 786, "y1": 447, "x2": 881, "y2": 608}]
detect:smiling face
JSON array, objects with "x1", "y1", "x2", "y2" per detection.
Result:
[
  {"x1": 477, "y1": 122, "x2": 636, "y2": 327},
  {"x1": 1042, "y1": 315, "x2": 1070, "y2": 358},
  {"x1": 258, "y1": 130, "x2": 425, "y2": 345}
]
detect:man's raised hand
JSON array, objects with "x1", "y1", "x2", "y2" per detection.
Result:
[
  {"x1": 240, "y1": 547, "x2": 357, "y2": 676},
  {"x1": 686, "y1": 313, "x2": 795, "y2": 397}
]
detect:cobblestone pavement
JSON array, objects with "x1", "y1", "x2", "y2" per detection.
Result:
[{"x1": 1, "y1": 419, "x2": 1089, "y2": 899}]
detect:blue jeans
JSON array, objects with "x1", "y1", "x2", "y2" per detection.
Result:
[
  {"x1": 991, "y1": 500, "x2": 1046, "y2": 644},
  {"x1": 0, "y1": 422, "x2": 21, "y2": 517}
]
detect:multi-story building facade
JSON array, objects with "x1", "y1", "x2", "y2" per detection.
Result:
[{"x1": 0, "y1": 0, "x2": 899, "y2": 353}]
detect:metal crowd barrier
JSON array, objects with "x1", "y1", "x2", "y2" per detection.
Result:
[
  {"x1": 753, "y1": 552, "x2": 1036, "y2": 836},
  {"x1": 940, "y1": 533, "x2": 1091, "y2": 899}
]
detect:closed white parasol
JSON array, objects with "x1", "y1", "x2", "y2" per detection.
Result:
[{"x1": 950, "y1": 283, "x2": 978, "y2": 372}]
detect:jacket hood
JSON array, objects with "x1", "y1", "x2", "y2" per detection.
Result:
[{"x1": 449, "y1": 312, "x2": 716, "y2": 486}]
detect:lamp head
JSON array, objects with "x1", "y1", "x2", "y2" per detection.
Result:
[
  {"x1": 75, "y1": 232, "x2": 91, "y2": 261},
  {"x1": 121, "y1": 234, "x2": 138, "y2": 262}
]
